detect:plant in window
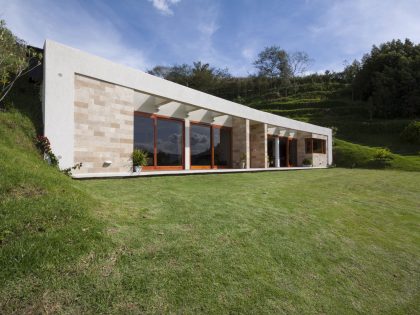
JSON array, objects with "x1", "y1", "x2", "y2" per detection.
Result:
[
  {"x1": 132, "y1": 149, "x2": 149, "y2": 173},
  {"x1": 302, "y1": 157, "x2": 312, "y2": 167}
]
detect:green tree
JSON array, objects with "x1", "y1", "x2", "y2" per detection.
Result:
[
  {"x1": 0, "y1": 20, "x2": 42, "y2": 105},
  {"x1": 353, "y1": 39, "x2": 420, "y2": 118},
  {"x1": 253, "y1": 46, "x2": 291, "y2": 80}
]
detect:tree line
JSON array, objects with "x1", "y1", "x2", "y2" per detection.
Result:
[{"x1": 149, "y1": 40, "x2": 420, "y2": 119}]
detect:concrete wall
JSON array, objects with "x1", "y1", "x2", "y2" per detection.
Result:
[
  {"x1": 250, "y1": 123, "x2": 267, "y2": 168},
  {"x1": 232, "y1": 117, "x2": 250, "y2": 168}
]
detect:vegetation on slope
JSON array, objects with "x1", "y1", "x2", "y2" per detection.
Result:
[{"x1": 0, "y1": 110, "x2": 109, "y2": 313}]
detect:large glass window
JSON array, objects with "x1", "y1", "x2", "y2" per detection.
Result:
[
  {"x1": 213, "y1": 127, "x2": 231, "y2": 167},
  {"x1": 133, "y1": 115, "x2": 154, "y2": 166},
  {"x1": 156, "y1": 119, "x2": 183, "y2": 166},
  {"x1": 134, "y1": 113, "x2": 184, "y2": 169},
  {"x1": 190, "y1": 124, "x2": 211, "y2": 166}
]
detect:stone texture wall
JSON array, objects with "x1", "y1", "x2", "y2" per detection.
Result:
[
  {"x1": 232, "y1": 117, "x2": 250, "y2": 168},
  {"x1": 296, "y1": 132, "x2": 328, "y2": 167},
  {"x1": 73, "y1": 75, "x2": 134, "y2": 174},
  {"x1": 250, "y1": 123, "x2": 267, "y2": 168}
]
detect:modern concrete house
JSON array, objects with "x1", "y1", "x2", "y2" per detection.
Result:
[{"x1": 42, "y1": 40, "x2": 332, "y2": 178}]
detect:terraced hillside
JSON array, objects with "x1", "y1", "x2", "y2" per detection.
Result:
[{"x1": 244, "y1": 86, "x2": 420, "y2": 171}]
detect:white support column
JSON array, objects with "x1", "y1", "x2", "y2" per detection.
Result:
[
  {"x1": 184, "y1": 119, "x2": 191, "y2": 170},
  {"x1": 274, "y1": 137, "x2": 280, "y2": 168}
]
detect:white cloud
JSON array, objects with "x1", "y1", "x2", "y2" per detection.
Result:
[
  {"x1": 198, "y1": 20, "x2": 219, "y2": 36},
  {"x1": 308, "y1": 0, "x2": 420, "y2": 69},
  {"x1": 0, "y1": 0, "x2": 150, "y2": 70},
  {"x1": 148, "y1": 0, "x2": 181, "y2": 16}
]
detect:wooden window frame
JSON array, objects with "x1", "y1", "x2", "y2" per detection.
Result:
[
  {"x1": 305, "y1": 138, "x2": 326, "y2": 154},
  {"x1": 134, "y1": 111, "x2": 185, "y2": 170},
  {"x1": 190, "y1": 121, "x2": 232, "y2": 170}
]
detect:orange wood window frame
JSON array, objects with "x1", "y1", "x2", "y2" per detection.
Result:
[
  {"x1": 190, "y1": 121, "x2": 232, "y2": 169},
  {"x1": 134, "y1": 111, "x2": 185, "y2": 170},
  {"x1": 305, "y1": 138, "x2": 326, "y2": 154}
]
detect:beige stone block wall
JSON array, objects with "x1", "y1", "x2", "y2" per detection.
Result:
[
  {"x1": 232, "y1": 117, "x2": 250, "y2": 168},
  {"x1": 73, "y1": 75, "x2": 135, "y2": 174},
  {"x1": 250, "y1": 123, "x2": 267, "y2": 168},
  {"x1": 296, "y1": 131, "x2": 328, "y2": 167}
]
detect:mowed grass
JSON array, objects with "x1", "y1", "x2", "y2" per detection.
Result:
[{"x1": 59, "y1": 170, "x2": 420, "y2": 313}]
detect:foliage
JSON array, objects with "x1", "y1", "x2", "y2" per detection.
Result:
[
  {"x1": 253, "y1": 46, "x2": 292, "y2": 80},
  {"x1": 132, "y1": 149, "x2": 149, "y2": 166},
  {"x1": 0, "y1": 20, "x2": 42, "y2": 105},
  {"x1": 353, "y1": 39, "x2": 420, "y2": 118},
  {"x1": 302, "y1": 157, "x2": 312, "y2": 165},
  {"x1": 400, "y1": 120, "x2": 420, "y2": 144},
  {"x1": 35, "y1": 135, "x2": 59, "y2": 167},
  {"x1": 62, "y1": 162, "x2": 83, "y2": 176},
  {"x1": 148, "y1": 61, "x2": 230, "y2": 93}
]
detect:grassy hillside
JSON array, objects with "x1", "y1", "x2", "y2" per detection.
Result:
[
  {"x1": 244, "y1": 85, "x2": 420, "y2": 171},
  {"x1": 0, "y1": 110, "x2": 110, "y2": 313}
]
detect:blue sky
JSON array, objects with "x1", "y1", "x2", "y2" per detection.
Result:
[{"x1": 2, "y1": 0, "x2": 420, "y2": 76}]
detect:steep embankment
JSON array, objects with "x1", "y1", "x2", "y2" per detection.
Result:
[{"x1": 0, "y1": 109, "x2": 108, "y2": 311}]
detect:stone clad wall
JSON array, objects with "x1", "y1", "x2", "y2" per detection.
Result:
[
  {"x1": 73, "y1": 75, "x2": 135, "y2": 174},
  {"x1": 296, "y1": 131, "x2": 328, "y2": 167},
  {"x1": 250, "y1": 123, "x2": 267, "y2": 168},
  {"x1": 232, "y1": 117, "x2": 250, "y2": 168}
]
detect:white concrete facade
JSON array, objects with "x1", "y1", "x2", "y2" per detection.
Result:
[{"x1": 43, "y1": 40, "x2": 333, "y2": 176}]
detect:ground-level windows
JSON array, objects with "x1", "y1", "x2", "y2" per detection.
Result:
[
  {"x1": 156, "y1": 118, "x2": 183, "y2": 166},
  {"x1": 213, "y1": 127, "x2": 231, "y2": 167},
  {"x1": 134, "y1": 112, "x2": 184, "y2": 170},
  {"x1": 190, "y1": 122, "x2": 232, "y2": 169},
  {"x1": 133, "y1": 115, "x2": 154, "y2": 166},
  {"x1": 305, "y1": 138, "x2": 326, "y2": 154},
  {"x1": 190, "y1": 124, "x2": 212, "y2": 167}
]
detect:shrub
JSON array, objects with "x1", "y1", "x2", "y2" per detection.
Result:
[
  {"x1": 132, "y1": 149, "x2": 149, "y2": 167},
  {"x1": 302, "y1": 158, "x2": 312, "y2": 165},
  {"x1": 372, "y1": 148, "x2": 393, "y2": 168},
  {"x1": 35, "y1": 135, "x2": 58, "y2": 167},
  {"x1": 400, "y1": 121, "x2": 420, "y2": 144}
]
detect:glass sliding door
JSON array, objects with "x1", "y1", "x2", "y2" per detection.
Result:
[
  {"x1": 190, "y1": 123, "x2": 212, "y2": 168},
  {"x1": 134, "y1": 112, "x2": 184, "y2": 170},
  {"x1": 213, "y1": 127, "x2": 231, "y2": 168},
  {"x1": 133, "y1": 115, "x2": 154, "y2": 167},
  {"x1": 156, "y1": 118, "x2": 183, "y2": 168}
]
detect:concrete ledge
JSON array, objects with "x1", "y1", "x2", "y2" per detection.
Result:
[{"x1": 72, "y1": 166, "x2": 328, "y2": 179}]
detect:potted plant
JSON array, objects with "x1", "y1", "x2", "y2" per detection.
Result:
[
  {"x1": 302, "y1": 157, "x2": 312, "y2": 167},
  {"x1": 132, "y1": 149, "x2": 149, "y2": 173},
  {"x1": 240, "y1": 152, "x2": 247, "y2": 169}
]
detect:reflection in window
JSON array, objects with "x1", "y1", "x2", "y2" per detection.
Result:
[
  {"x1": 190, "y1": 124, "x2": 211, "y2": 166},
  {"x1": 156, "y1": 119, "x2": 183, "y2": 166},
  {"x1": 214, "y1": 128, "x2": 231, "y2": 166},
  {"x1": 133, "y1": 115, "x2": 154, "y2": 166}
]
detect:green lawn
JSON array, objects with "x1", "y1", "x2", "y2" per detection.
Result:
[{"x1": 2, "y1": 162, "x2": 419, "y2": 313}]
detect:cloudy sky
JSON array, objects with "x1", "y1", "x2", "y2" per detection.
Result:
[{"x1": 1, "y1": 0, "x2": 420, "y2": 75}]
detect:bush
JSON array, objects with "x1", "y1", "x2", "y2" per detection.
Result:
[
  {"x1": 132, "y1": 149, "x2": 149, "y2": 166},
  {"x1": 372, "y1": 148, "x2": 393, "y2": 168},
  {"x1": 400, "y1": 121, "x2": 420, "y2": 144}
]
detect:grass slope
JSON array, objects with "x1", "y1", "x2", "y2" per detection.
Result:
[
  {"x1": 245, "y1": 90, "x2": 420, "y2": 170},
  {"x1": 0, "y1": 111, "x2": 109, "y2": 313}
]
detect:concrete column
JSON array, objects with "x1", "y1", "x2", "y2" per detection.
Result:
[
  {"x1": 274, "y1": 137, "x2": 280, "y2": 167},
  {"x1": 232, "y1": 117, "x2": 250, "y2": 168},
  {"x1": 184, "y1": 119, "x2": 190, "y2": 170}
]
